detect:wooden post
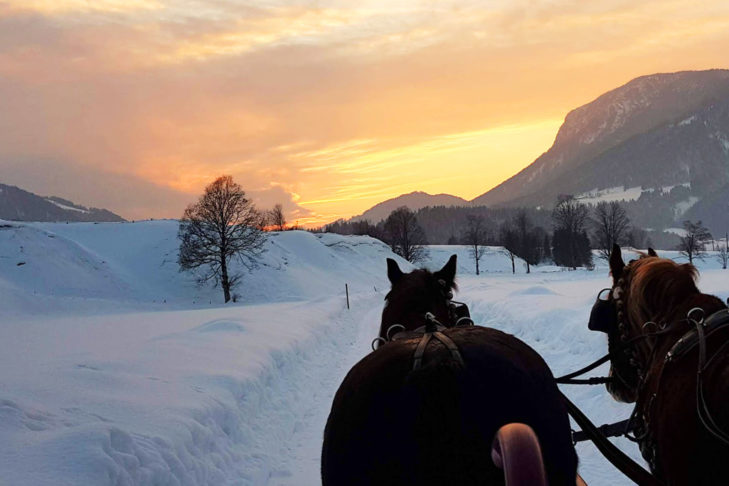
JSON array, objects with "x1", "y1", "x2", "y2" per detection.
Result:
[{"x1": 345, "y1": 283, "x2": 350, "y2": 309}]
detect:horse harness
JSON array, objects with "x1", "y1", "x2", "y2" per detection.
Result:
[
  {"x1": 373, "y1": 278, "x2": 474, "y2": 353},
  {"x1": 373, "y1": 287, "x2": 475, "y2": 371},
  {"x1": 562, "y1": 276, "x2": 729, "y2": 485},
  {"x1": 634, "y1": 305, "x2": 729, "y2": 472}
]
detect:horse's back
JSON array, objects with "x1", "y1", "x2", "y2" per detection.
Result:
[{"x1": 322, "y1": 326, "x2": 577, "y2": 486}]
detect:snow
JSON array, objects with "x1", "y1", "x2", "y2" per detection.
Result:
[
  {"x1": 664, "y1": 227, "x2": 688, "y2": 237},
  {"x1": 677, "y1": 115, "x2": 696, "y2": 126},
  {"x1": 2, "y1": 221, "x2": 729, "y2": 485},
  {"x1": 575, "y1": 183, "x2": 694, "y2": 206},
  {"x1": 575, "y1": 186, "x2": 644, "y2": 205},
  {"x1": 660, "y1": 182, "x2": 690, "y2": 194},
  {"x1": 674, "y1": 196, "x2": 699, "y2": 217},
  {"x1": 45, "y1": 199, "x2": 90, "y2": 213}
]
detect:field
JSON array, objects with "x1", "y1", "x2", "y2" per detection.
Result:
[{"x1": 1, "y1": 221, "x2": 727, "y2": 485}]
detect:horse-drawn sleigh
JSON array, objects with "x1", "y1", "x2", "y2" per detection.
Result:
[{"x1": 321, "y1": 249, "x2": 729, "y2": 485}]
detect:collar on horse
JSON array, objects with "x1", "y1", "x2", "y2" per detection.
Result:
[{"x1": 377, "y1": 312, "x2": 469, "y2": 371}]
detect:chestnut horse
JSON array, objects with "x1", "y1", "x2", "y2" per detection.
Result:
[
  {"x1": 322, "y1": 255, "x2": 578, "y2": 485},
  {"x1": 594, "y1": 245, "x2": 729, "y2": 484}
]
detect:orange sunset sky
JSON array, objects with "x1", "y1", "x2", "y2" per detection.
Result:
[{"x1": 1, "y1": 0, "x2": 728, "y2": 226}]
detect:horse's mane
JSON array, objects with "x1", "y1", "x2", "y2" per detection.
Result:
[{"x1": 625, "y1": 257, "x2": 699, "y2": 329}]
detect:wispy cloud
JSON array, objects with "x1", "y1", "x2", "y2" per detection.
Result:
[{"x1": 1, "y1": 0, "x2": 728, "y2": 224}]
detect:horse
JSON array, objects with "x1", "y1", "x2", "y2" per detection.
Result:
[
  {"x1": 321, "y1": 255, "x2": 579, "y2": 486},
  {"x1": 590, "y1": 244, "x2": 729, "y2": 484}
]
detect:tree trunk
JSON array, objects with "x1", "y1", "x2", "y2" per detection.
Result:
[
  {"x1": 221, "y1": 255, "x2": 231, "y2": 303},
  {"x1": 526, "y1": 262, "x2": 530, "y2": 274},
  {"x1": 511, "y1": 254, "x2": 515, "y2": 274},
  {"x1": 476, "y1": 256, "x2": 480, "y2": 275}
]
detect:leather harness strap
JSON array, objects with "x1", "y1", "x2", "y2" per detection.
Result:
[
  {"x1": 412, "y1": 330, "x2": 465, "y2": 370},
  {"x1": 412, "y1": 333, "x2": 433, "y2": 370},
  {"x1": 666, "y1": 308, "x2": 729, "y2": 361}
]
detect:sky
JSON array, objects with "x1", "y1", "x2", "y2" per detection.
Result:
[{"x1": 1, "y1": 1, "x2": 728, "y2": 226}]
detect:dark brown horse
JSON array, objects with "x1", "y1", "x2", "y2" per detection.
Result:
[
  {"x1": 322, "y1": 255, "x2": 579, "y2": 485},
  {"x1": 596, "y1": 245, "x2": 729, "y2": 484}
]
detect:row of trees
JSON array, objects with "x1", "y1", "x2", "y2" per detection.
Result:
[
  {"x1": 177, "y1": 177, "x2": 724, "y2": 303},
  {"x1": 349, "y1": 197, "x2": 721, "y2": 275}
]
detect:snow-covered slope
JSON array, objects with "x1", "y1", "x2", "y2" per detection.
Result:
[
  {"x1": 0, "y1": 220, "x2": 409, "y2": 316},
  {"x1": 2, "y1": 223, "x2": 729, "y2": 485}
]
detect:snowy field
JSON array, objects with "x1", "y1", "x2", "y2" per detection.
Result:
[{"x1": 1, "y1": 220, "x2": 728, "y2": 485}]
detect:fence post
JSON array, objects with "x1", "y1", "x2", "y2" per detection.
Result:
[{"x1": 345, "y1": 283, "x2": 350, "y2": 310}]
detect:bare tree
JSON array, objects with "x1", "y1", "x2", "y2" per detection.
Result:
[
  {"x1": 591, "y1": 201, "x2": 630, "y2": 260},
  {"x1": 715, "y1": 232, "x2": 729, "y2": 269},
  {"x1": 384, "y1": 207, "x2": 429, "y2": 263},
  {"x1": 513, "y1": 210, "x2": 541, "y2": 273},
  {"x1": 677, "y1": 220, "x2": 712, "y2": 265},
  {"x1": 178, "y1": 175, "x2": 267, "y2": 303},
  {"x1": 462, "y1": 214, "x2": 488, "y2": 275},
  {"x1": 718, "y1": 248, "x2": 728, "y2": 270},
  {"x1": 269, "y1": 203, "x2": 286, "y2": 231},
  {"x1": 500, "y1": 222, "x2": 519, "y2": 274}
]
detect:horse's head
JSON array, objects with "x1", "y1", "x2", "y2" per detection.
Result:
[
  {"x1": 379, "y1": 255, "x2": 458, "y2": 340},
  {"x1": 593, "y1": 244, "x2": 699, "y2": 402}
]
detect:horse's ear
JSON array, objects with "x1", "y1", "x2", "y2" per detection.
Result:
[
  {"x1": 387, "y1": 258, "x2": 403, "y2": 284},
  {"x1": 609, "y1": 244, "x2": 625, "y2": 280},
  {"x1": 647, "y1": 248, "x2": 658, "y2": 257},
  {"x1": 435, "y1": 255, "x2": 457, "y2": 287}
]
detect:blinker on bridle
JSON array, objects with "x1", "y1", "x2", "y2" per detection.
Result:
[{"x1": 589, "y1": 288, "x2": 616, "y2": 333}]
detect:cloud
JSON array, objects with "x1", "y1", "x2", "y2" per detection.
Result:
[
  {"x1": 247, "y1": 184, "x2": 313, "y2": 225},
  {"x1": 0, "y1": 157, "x2": 193, "y2": 220},
  {"x1": 1, "y1": 0, "x2": 728, "y2": 225}
]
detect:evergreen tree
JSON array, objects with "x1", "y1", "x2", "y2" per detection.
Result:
[{"x1": 551, "y1": 197, "x2": 592, "y2": 269}]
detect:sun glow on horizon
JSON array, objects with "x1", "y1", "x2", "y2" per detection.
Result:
[
  {"x1": 288, "y1": 118, "x2": 563, "y2": 226},
  {"x1": 2, "y1": 0, "x2": 729, "y2": 223}
]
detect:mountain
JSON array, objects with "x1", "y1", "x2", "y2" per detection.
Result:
[
  {"x1": 350, "y1": 191, "x2": 469, "y2": 223},
  {"x1": 472, "y1": 70, "x2": 729, "y2": 232},
  {"x1": 0, "y1": 183, "x2": 125, "y2": 222}
]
